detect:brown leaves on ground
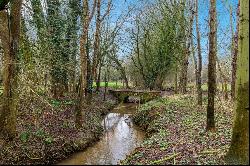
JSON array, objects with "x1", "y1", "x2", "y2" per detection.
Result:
[
  {"x1": 121, "y1": 95, "x2": 234, "y2": 165},
  {"x1": 0, "y1": 92, "x2": 117, "y2": 165}
]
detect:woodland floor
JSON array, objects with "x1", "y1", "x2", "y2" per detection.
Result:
[
  {"x1": 0, "y1": 91, "x2": 117, "y2": 165},
  {"x1": 121, "y1": 94, "x2": 234, "y2": 165}
]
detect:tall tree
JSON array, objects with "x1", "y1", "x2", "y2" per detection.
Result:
[
  {"x1": 47, "y1": 0, "x2": 68, "y2": 98},
  {"x1": 92, "y1": 0, "x2": 111, "y2": 90},
  {"x1": 195, "y1": 0, "x2": 202, "y2": 105},
  {"x1": 31, "y1": 0, "x2": 45, "y2": 41},
  {"x1": 206, "y1": 0, "x2": 217, "y2": 131},
  {"x1": 185, "y1": 3, "x2": 194, "y2": 93},
  {"x1": 0, "y1": 0, "x2": 23, "y2": 140},
  {"x1": 66, "y1": 0, "x2": 81, "y2": 92},
  {"x1": 226, "y1": 0, "x2": 249, "y2": 164},
  {"x1": 231, "y1": 3, "x2": 240, "y2": 100},
  {"x1": 130, "y1": 2, "x2": 185, "y2": 90},
  {"x1": 28, "y1": 0, "x2": 46, "y2": 90},
  {"x1": 178, "y1": 1, "x2": 189, "y2": 94},
  {"x1": 76, "y1": 0, "x2": 96, "y2": 128},
  {"x1": 19, "y1": 17, "x2": 35, "y2": 92},
  {"x1": 96, "y1": 11, "x2": 131, "y2": 91},
  {"x1": 87, "y1": 0, "x2": 111, "y2": 99},
  {"x1": 107, "y1": 46, "x2": 130, "y2": 89},
  {"x1": 30, "y1": 0, "x2": 55, "y2": 92}
]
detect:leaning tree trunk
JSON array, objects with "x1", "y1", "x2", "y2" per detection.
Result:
[
  {"x1": 206, "y1": 0, "x2": 217, "y2": 131},
  {"x1": 0, "y1": 0, "x2": 22, "y2": 140},
  {"x1": 226, "y1": 0, "x2": 249, "y2": 164}
]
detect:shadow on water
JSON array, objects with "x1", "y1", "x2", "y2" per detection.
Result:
[{"x1": 58, "y1": 103, "x2": 145, "y2": 165}]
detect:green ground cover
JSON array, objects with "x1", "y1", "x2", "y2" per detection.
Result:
[{"x1": 121, "y1": 95, "x2": 233, "y2": 165}]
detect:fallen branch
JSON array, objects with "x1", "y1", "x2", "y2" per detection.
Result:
[
  {"x1": 24, "y1": 151, "x2": 43, "y2": 160},
  {"x1": 150, "y1": 152, "x2": 181, "y2": 165},
  {"x1": 199, "y1": 150, "x2": 219, "y2": 154},
  {"x1": 27, "y1": 86, "x2": 54, "y2": 111}
]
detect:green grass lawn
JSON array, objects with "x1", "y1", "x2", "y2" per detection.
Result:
[
  {"x1": 0, "y1": 83, "x2": 231, "y2": 95},
  {"x1": 92, "y1": 81, "x2": 124, "y2": 89},
  {"x1": 187, "y1": 83, "x2": 231, "y2": 92},
  {"x1": 201, "y1": 83, "x2": 231, "y2": 91}
]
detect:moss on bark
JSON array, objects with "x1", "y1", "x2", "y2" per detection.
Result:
[{"x1": 226, "y1": 0, "x2": 249, "y2": 164}]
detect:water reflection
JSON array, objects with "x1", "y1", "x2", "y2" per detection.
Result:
[{"x1": 59, "y1": 103, "x2": 145, "y2": 165}]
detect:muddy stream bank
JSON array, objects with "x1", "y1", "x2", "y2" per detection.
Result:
[{"x1": 58, "y1": 103, "x2": 145, "y2": 165}]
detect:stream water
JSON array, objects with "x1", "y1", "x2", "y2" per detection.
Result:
[{"x1": 58, "y1": 103, "x2": 145, "y2": 165}]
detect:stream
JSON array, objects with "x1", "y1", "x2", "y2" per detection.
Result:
[{"x1": 58, "y1": 103, "x2": 145, "y2": 165}]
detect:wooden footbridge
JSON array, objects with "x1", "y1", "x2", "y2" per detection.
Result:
[{"x1": 109, "y1": 89, "x2": 161, "y2": 103}]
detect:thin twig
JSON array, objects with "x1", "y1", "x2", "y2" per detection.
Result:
[
  {"x1": 24, "y1": 151, "x2": 43, "y2": 160},
  {"x1": 199, "y1": 149, "x2": 219, "y2": 154},
  {"x1": 27, "y1": 86, "x2": 54, "y2": 111},
  {"x1": 150, "y1": 152, "x2": 181, "y2": 165}
]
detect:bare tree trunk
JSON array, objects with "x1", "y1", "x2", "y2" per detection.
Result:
[
  {"x1": 195, "y1": 0, "x2": 202, "y2": 105},
  {"x1": 217, "y1": 58, "x2": 228, "y2": 100},
  {"x1": 121, "y1": 67, "x2": 129, "y2": 89},
  {"x1": 224, "y1": 81, "x2": 228, "y2": 99},
  {"x1": 191, "y1": 35, "x2": 198, "y2": 96},
  {"x1": 86, "y1": 36, "x2": 93, "y2": 104},
  {"x1": 103, "y1": 67, "x2": 110, "y2": 101},
  {"x1": 92, "y1": 0, "x2": 111, "y2": 92},
  {"x1": 0, "y1": 0, "x2": 22, "y2": 140},
  {"x1": 92, "y1": 0, "x2": 101, "y2": 83},
  {"x1": 226, "y1": 0, "x2": 249, "y2": 164},
  {"x1": 103, "y1": 71, "x2": 107, "y2": 101},
  {"x1": 179, "y1": 4, "x2": 194, "y2": 94},
  {"x1": 175, "y1": 67, "x2": 178, "y2": 94},
  {"x1": 67, "y1": 0, "x2": 80, "y2": 93},
  {"x1": 231, "y1": 3, "x2": 240, "y2": 100},
  {"x1": 76, "y1": 0, "x2": 96, "y2": 128},
  {"x1": 179, "y1": 52, "x2": 188, "y2": 94},
  {"x1": 206, "y1": 0, "x2": 217, "y2": 132},
  {"x1": 96, "y1": 63, "x2": 102, "y2": 92},
  {"x1": 76, "y1": 26, "x2": 88, "y2": 128},
  {"x1": 110, "y1": 54, "x2": 130, "y2": 89},
  {"x1": 132, "y1": 22, "x2": 147, "y2": 88}
]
